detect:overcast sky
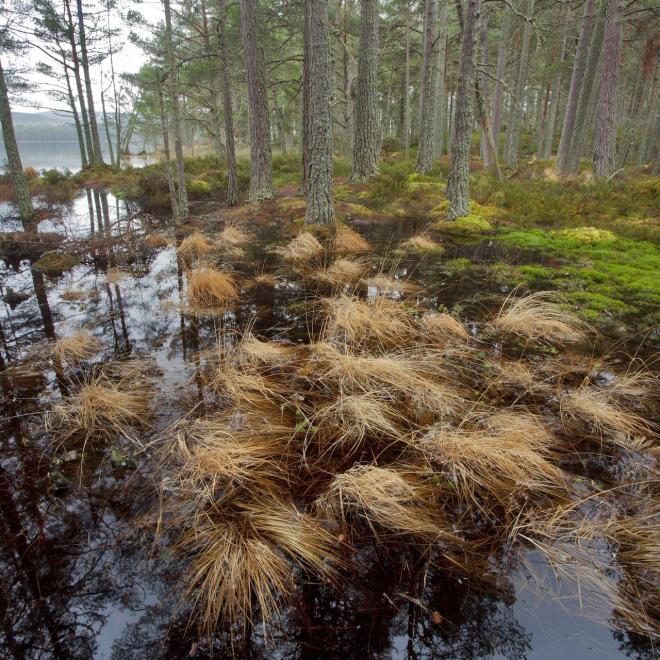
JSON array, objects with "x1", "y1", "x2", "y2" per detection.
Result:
[{"x1": 7, "y1": 0, "x2": 165, "y2": 113}]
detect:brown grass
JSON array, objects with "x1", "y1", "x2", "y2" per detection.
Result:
[
  {"x1": 277, "y1": 232, "x2": 324, "y2": 262},
  {"x1": 420, "y1": 313, "x2": 469, "y2": 341},
  {"x1": 331, "y1": 225, "x2": 371, "y2": 255},
  {"x1": 321, "y1": 295, "x2": 414, "y2": 349},
  {"x1": 400, "y1": 233, "x2": 441, "y2": 251},
  {"x1": 106, "y1": 268, "x2": 129, "y2": 284},
  {"x1": 187, "y1": 267, "x2": 238, "y2": 307},
  {"x1": 316, "y1": 464, "x2": 446, "y2": 540},
  {"x1": 145, "y1": 233, "x2": 169, "y2": 249},
  {"x1": 418, "y1": 413, "x2": 564, "y2": 505},
  {"x1": 560, "y1": 387, "x2": 651, "y2": 438},
  {"x1": 314, "y1": 258, "x2": 368, "y2": 286},
  {"x1": 237, "y1": 335, "x2": 297, "y2": 368},
  {"x1": 250, "y1": 272, "x2": 279, "y2": 287},
  {"x1": 177, "y1": 231, "x2": 215, "y2": 264},
  {"x1": 53, "y1": 332, "x2": 101, "y2": 363},
  {"x1": 494, "y1": 292, "x2": 587, "y2": 343},
  {"x1": 217, "y1": 225, "x2": 251, "y2": 249},
  {"x1": 360, "y1": 274, "x2": 412, "y2": 295},
  {"x1": 61, "y1": 289, "x2": 88, "y2": 301},
  {"x1": 51, "y1": 374, "x2": 151, "y2": 442}
]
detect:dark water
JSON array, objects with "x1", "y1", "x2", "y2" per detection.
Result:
[{"x1": 0, "y1": 193, "x2": 656, "y2": 659}]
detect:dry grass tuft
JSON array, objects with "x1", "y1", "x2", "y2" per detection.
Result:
[
  {"x1": 237, "y1": 335, "x2": 297, "y2": 368},
  {"x1": 145, "y1": 233, "x2": 169, "y2": 249},
  {"x1": 178, "y1": 498, "x2": 337, "y2": 631},
  {"x1": 316, "y1": 464, "x2": 445, "y2": 540},
  {"x1": 61, "y1": 289, "x2": 87, "y2": 301},
  {"x1": 401, "y1": 233, "x2": 441, "y2": 251},
  {"x1": 331, "y1": 225, "x2": 371, "y2": 255},
  {"x1": 187, "y1": 267, "x2": 238, "y2": 307},
  {"x1": 53, "y1": 331, "x2": 101, "y2": 363},
  {"x1": 310, "y1": 393, "x2": 403, "y2": 454},
  {"x1": 494, "y1": 292, "x2": 587, "y2": 343},
  {"x1": 321, "y1": 295, "x2": 414, "y2": 348},
  {"x1": 560, "y1": 387, "x2": 651, "y2": 437},
  {"x1": 420, "y1": 313, "x2": 469, "y2": 341},
  {"x1": 177, "y1": 231, "x2": 215, "y2": 264},
  {"x1": 106, "y1": 268, "x2": 129, "y2": 283},
  {"x1": 278, "y1": 232, "x2": 324, "y2": 262},
  {"x1": 419, "y1": 413, "x2": 564, "y2": 504},
  {"x1": 251, "y1": 272, "x2": 279, "y2": 287},
  {"x1": 51, "y1": 374, "x2": 151, "y2": 442},
  {"x1": 217, "y1": 225, "x2": 251, "y2": 249},
  {"x1": 314, "y1": 258, "x2": 368, "y2": 286}
]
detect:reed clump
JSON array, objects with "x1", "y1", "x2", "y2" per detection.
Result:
[
  {"x1": 400, "y1": 233, "x2": 442, "y2": 252},
  {"x1": 53, "y1": 331, "x2": 101, "y2": 363},
  {"x1": 278, "y1": 232, "x2": 324, "y2": 262},
  {"x1": 420, "y1": 313, "x2": 469, "y2": 342},
  {"x1": 217, "y1": 224, "x2": 250, "y2": 248},
  {"x1": 187, "y1": 267, "x2": 238, "y2": 307},
  {"x1": 313, "y1": 258, "x2": 368, "y2": 286},
  {"x1": 331, "y1": 225, "x2": 371, "y2": 255}
]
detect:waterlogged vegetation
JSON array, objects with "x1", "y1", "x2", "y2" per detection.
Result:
[{"x1": 0, "y1": 155, "x2": 658, "y2": 657}]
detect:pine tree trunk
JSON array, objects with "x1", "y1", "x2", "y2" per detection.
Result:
[
  {"x1": 566, "y1": 2, "x2": 606, "y2": 175},
  {"x1": 163, "y1": 0, "x2": 188, "y2": 218},
  {"x1": 446, "y1": 0, "x2": 480, "y2": 220},
  {"x1": 0, "y1": 59, "x2": 34, "y2": 223},
  {"x1": 303, "y1": 0, "x2": 335, "y2": 225},
  {"x1": 478, "y1": 11, "x2": 491, "y2": 168},
  {"x1": 76, "y1": 0, "x2": 104, "y2": 165},
  {"x1": 432, "y1": 0, "x2": 449, "y2": 159},
  {"x1": 593, "y1": 0, "x2": 623, "y2": 178},
  {"x1": 349, "y1": 0, "x2": 380, "y2": 182},
  {"x1": 491, "y1": 10, "x2": 512, "y2": 143},
  {"x1": 217, "y1": 0, "x2": 238, "y2": 206},
  {"x1": 403, "y1": 4, "x2": 411, "y2": 159},
  {"x1": 542, "y1": 7, "x2": 569, "y2": 160},
  {"x1": 415, "y1": 0, "x2": 438, "y2": 174},
  {"x1": 555, "y1": 0, "x2": 596, "y2": 173},
  {"x1": 158, "y1": 87, "x2": 180, "y2": 222},
  {"x1": 239, "y1": 0, "x2": 274, "y2": 202},
  {"x1": 504, "y1": 0, "x2": 535, "y2": 168},
  {"x1": 101, "y1": 89, "x2": 115, "y2": 166},
  {"x1": 62, "y1": 53, "x2": 87, "y2": 169}
]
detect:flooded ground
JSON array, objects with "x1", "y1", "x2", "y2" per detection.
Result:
[{"x1": 0, "y1": 192, "x2": 657, "y2": 658}]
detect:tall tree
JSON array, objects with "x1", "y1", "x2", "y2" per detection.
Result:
[
  {"x1": 0, "y1": 58, "x2": 34, "y2": 223},
  {"x1": 239, "y1": 0, "x2": 274, "y2": 202},
  {"x1": 592, "y1": 0, "x2": 623, "y2": 177},
  {"x1": 303, "y1": 0, "x2": 334, "y2": 225},
  {"x1": 163, "y1": 0, "x2": 188, "y2": 220},
  {"x1": 491, "y1": 10, "x2": 511, "y2": 143},
  {"x1": 555, "y1": 0, "x2": 596, "y2": 174},
  {"x1": 75, "y1": 0, "x2": 104, "y2": 165},
  {"x1": 446, "y1": 0, "x2": 480, "y2": 219},
  {"x1": 415, "y1": 0, "x2": 438, "y2": 174},
  {"x1": 504, "y1": 0, "x2": 535, "y2": 168},
  {"x1": 350, "y1": 0, "x2": 380, "y2": 182},
  {"x1": 432, "y1": 0, "x2": 449, "y2": 159}
]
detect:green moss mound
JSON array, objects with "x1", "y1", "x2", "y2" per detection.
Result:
[{"x1": 435, "y1": 214, "x2": 494, "y2": 235}]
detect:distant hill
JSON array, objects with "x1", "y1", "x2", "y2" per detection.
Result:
[{"x1": 1, "y1": 111, "x2": 85, "y2": 143}]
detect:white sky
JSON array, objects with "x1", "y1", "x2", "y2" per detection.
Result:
[{"x1": 7, "y1": 0, "x2": 165, "y2": 113}]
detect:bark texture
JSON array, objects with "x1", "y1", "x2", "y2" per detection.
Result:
[
  {"x1": 0, "y1": 59, "x2": 34, "y2": 223},
  {"x1": 350, "y1": 0, "x2": 380, "y2": 182},
  {"x1": 504, "y1": 0, "x2": 535, "y2": 167},
  {"x1": 303, "y1": 0, "x2": 335, "y2": 225},
  {"x1": 217, "y1": 0, "x2": 238, "y2": 205},
  {"x1": 239, "y1": 0, "x2": 274, "y2": 202},
  {"x1": 432, "y1": 0, "x2": 449, "y2": 158},
  {"x1": 555, "y1": 0, "x2": 596, "y2": 173},
  {"x1": 593, "y1": 0, "x2": 623, "y2": 177},
  {"x1": 415, "y1": 0, "x2": 438, "y2": 174},
  {"x1": 446, "y1": 0, "x2": 480, "y2": 220},
  {"x1": 491, "y1": 10, "x2": 512, "y2": 142}
]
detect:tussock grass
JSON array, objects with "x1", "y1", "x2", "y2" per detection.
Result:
[
  {"x1": 314, "y1": 258, "x2": 368, "y2": 286},
  {"x1": 177, "y1": 231, "x2": 215, "y2": 264},
  {"x1": 237, "y1": 335, "x2": 297, "y2": 367},
  {"x1": 250, "y1": 272, "x2": 279, "y2": 287},
  {"x1": 419, "y1": 413, "x2": 564, "y2": 505},
  {"x1": 61, "y1": 289, "x2": 87, "y2": 301},
  {"x1": 187, "y1": 267, "x2": 238, "y2": 307},
  {"x1": 217, "y1": 225, "x2": 250, "y2": 249},
  {"x1": 331, "y1": 225, "x2": 371, "y2": 255},
  {"x1": 321, "y1": 295, "x2": 414, "y2": 348},
  {"x1": 51, "y1": 374, "x2": 151, "y2": 442},
  {"x1": 178, "y1": 498, "x2": 337, "y2": 631},
  {"x1": 310, "y1": 393, "x2": 403, "y2": 454},
  {"x1": 316, "y1": 464, "x2": 446, "y2": 540},
  {"x1": 278, "y1": 232, "x2": 324, "y2": 262},
  {"x1": 145, "y1": 233, "x2": 169, "y2": 249},
  {"x1": 400, "y1": 233, "x2": 441, "y2": 251},
  {"x1": 494, "y1": 291, "x2": 587, "y2": 343},
  {"x1": 53, "y1": 331, "x2": 101, "y2": 363},
  {"x1": 106, "y1": 268, "x2": 129, "y2": 283},
  {"x1": 361, "y1": 274, "x2": 412, "y2": 295},
  {"x1": 420, "y1": 313, "x2": 469, "y2": 341},
  {"x1": 560, "y1": 387, "x2": 651, "y2": 437}
]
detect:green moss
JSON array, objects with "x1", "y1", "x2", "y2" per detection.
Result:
[
  {"x1": 188, "y1": 180, "x2": 212, "y2": 197},
  {"x1": 33, "y1": 251, "x2": 79, "y2": 276},
  {"x1": 435, "y1": 214, "x2": 494, "y2": 235}
]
